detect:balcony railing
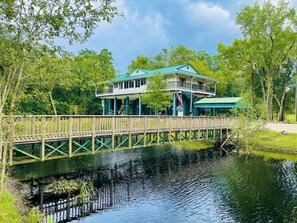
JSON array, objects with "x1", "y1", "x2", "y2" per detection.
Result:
[
  {"x1": 167, "y1": 81, "x2": 215, "y2": 93},
  {"x1": 97, "y1": 81, "x2": 215, "y2": 95}
]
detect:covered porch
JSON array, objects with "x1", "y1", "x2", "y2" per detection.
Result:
[
  {"x1": 194, "y1": 97, "x2": 245, "y2": 116},
  {"x1": 101, "y1": 91, "x2": 203, "y2": 116}
]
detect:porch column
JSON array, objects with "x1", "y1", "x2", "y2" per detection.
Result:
[
  {"x1": 103, "y1": 99, "x2": 107, "y2": 115},
  {"x1": 173, "y1": 93, "x2": 176, "y2": 116},
  {"x1": 114, "y1": 97, "x2": 117, "y2": 115},
  {"x1": 190, "y1": 92, "x2": 193, "y2": 112},
  {"x1": 139, "y1": 96, "x2": 142, "y2": 116},
  {"x1": 108, "y1": 99, "x2": 112, "y2": 115},
  {"x1": 125, "y1": 96, "x2": 129, "y2": 115}
]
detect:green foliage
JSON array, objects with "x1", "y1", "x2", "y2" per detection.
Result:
[
  {"x1": 141, "y1": 73, "x2": 171, "y2": 112},
  {"x1": 45, "y1": 215, "x2": 55, "y2": 223},
  {"x1": 47, "y1": 179, "x2": 80, "y2": 195},
  {"x1": 128, "y1": 45, "x2": 240, "y2": 99},
  {"x1": 24, "y1": 207, "x2": 43, "y2": 223},
  {"x1": 13, "y1": 49, "x2": 115, "y2": 115},
  {"x1": 171, "y1": 140, "x2": 213, "y2": 150},
  {"x1": 77, "y1": 181, "x2": 95, "y2": 204},
  {"x1": 232, "y1": 109, "x2": 265, "y2": 149},
  {"x1": 0, "y1": 189, "x2": 22, "y2": 223},
  {"x1": 218, "y1": 0, "x2": 297, "y2": 120},
  {"x1": 0, "y1": 0, "x2": 120, "y2": 115},
  {"x1": 239, "y1": 129, "x2": 297, "y2": 162}
]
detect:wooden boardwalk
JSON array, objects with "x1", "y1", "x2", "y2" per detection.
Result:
[{"x1": 5, "y1": 115, "x2": 233, "y2": 165}]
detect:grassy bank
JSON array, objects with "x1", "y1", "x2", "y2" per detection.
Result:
[
  {"x1": 170, "y1": 140, "x2": 214, "y2": 150},
  {"x1": 0, "y1": 181, "x2": 43, "y2": 223},
  {"x1": 239, "y1": 130, "x2": 297, "y2": 161},
  {"x1": 250, "y1": 130, "x2": 297, "y2": 152},
  {"x1": 0, "y1": 188, "x2": 22, "y2": 223}
]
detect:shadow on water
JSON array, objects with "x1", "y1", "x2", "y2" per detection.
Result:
[{"x1": 11, "y1": 146, "x2": 297, "y2": 223}]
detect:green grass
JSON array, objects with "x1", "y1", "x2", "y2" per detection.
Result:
[
  {"x1": 171, "y1": 140, "x2": 214, "y2": 150},
  {"x1": 247, "y1": 149, "x2": 297, "y2": 162},
  {"x1": 285, "y1": 114, "x2": 296, "y2": 123},
  {"x1": 0, "y1": 184, "x2": 44, "y2": 223},
  {"x1": 240, "y1": 130, "x2": 297, "y2": 161},
  {"x1": 250, "y1": 130, "x2": 297, "y2": 152},
  {"x1": 0, "y1": 189, "x2": 22, "y2": 223}
]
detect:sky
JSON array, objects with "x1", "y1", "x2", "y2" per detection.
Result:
[{"x1": 61, "y1": 0, "x2": 297, "y2": 74}]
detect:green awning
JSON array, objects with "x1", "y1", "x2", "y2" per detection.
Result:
[{"x1": 194, "y1": 97, "x2": 246, "y2": 109}]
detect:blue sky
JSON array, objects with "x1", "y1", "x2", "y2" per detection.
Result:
[{"x1": 62, "y1": 0, "x2": 297, "y2": 74}]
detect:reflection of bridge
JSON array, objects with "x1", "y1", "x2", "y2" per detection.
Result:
[
  {"x1": 30, "y1": 148, "x2": 219, "y2": 222},
  {"x1": 36, "y1": 168, "x2": 131, "y2": 222},
  {"x1": 6, "y1": 115, "x2": 233, "y2": 165}
]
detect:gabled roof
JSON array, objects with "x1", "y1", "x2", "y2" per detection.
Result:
[
  {"x1": 194, "y1": 97, "x2": 245, "y2": 108},
  {"x1": 113, "y1": 64, "x2": 218, "y2": 82}
]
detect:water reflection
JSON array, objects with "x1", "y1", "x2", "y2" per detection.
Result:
[{"x1": 12, "y1": 147, "x2": 297, "y2": 223}]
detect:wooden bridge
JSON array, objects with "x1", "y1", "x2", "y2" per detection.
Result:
[{"x1": 5, "y1": 115, "x2": 233, "y2": 165}]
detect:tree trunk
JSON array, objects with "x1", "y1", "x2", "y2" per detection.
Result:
[
  {"x1": 0, "y1": 140, "x2": 7, "y2": 201},
  {"x1": 268, "y1": 96, "x2": 273, "y2": 121},
  {"x1": 49, "y1": 93, "x2": 57, "y2": 115},
  {"x1": 278, "y1": 86, "x2": 286, "y2": 122},
  {"x1": 251, "y1": 71, "x2": 254, "y2": 108}
]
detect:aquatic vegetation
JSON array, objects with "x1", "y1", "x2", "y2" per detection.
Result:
[{"x1": 47, "y1": 179, "x2": 80, "y2": 195}]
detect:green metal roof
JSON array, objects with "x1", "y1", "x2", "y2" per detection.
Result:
[
  {"x1": 194, "y1": 97, "x2": 245, "y2": 108},
  {"x1": 113, "y1": 64, "x2": 218, "y2": 82}
]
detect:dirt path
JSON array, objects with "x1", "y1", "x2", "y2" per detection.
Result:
[{"x1": 265, "y1": 123, "x2": 297, "y2": 133}]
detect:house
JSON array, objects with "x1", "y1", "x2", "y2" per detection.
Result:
[
  {"x1": 96, "y1": 64, "x2": 218, "y2": 116},
  {"x1": 194, "y1": 97, "x2": 245, "y2": 116}
]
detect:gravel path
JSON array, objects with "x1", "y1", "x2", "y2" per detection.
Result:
[{"x1": 265, "y1": 123, "x2": 297, "y2": 133}]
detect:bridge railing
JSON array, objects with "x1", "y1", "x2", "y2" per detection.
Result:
[{"x1": 6, "y1": 115, "x2": 234, "y2": 143}]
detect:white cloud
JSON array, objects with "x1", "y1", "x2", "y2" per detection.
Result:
[
  {"x1": 64, "y1": 0, "x2": 170, "y2": 72},
  {"x1": 186, "y1": 2, "x2": 230, "y2": 23}
]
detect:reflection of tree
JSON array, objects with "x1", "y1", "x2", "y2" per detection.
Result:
[{"x1": 218, "y1": 157, "x2": 297, "y2": 223}]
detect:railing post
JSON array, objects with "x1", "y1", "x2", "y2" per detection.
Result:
[
  {"x1": 112, "y1": 116, "x2": 115, "y2": 152},
  {"x1": 129, "y1": 116, "x2": 132, "y2": 148},
  {"x1": 143, "y1": 116, "x2": 146, "y2": 146},
  {"x1": 168, "y1": 116, "x2": 171, "y2": 142},
  {"x1": 157, "y1": 116, "x2": 160, "y2": 145},
  {"x1": 41, "y1": 117, "x2": 46, "y2": 161},
  {"x1": 206, "y1": 117, "x2": 209, "y2": 140},
  {"x1": 91, "y1": 117, "x2": 95, "y2": 154},
  {"x1": 189, "y1": 117, "x2": 192, "y2": 141},
  {"x1": 68, "y1": 117, "x2": 73, "y2": 158},
  {"x1": 220, "y1": 117, "x2": 223, "y2": 143},
  {"x1": 179, "y1": 116, "x2": 182, "y2": 142}
]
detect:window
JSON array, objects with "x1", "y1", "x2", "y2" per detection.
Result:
[
  {"x1": 119, "y1": 82, "x2": 123, "y2": 89},
  {"x1": 129, "y1": 80, "x2": 134, "y2": 88},
  {"x1": 135, "y1": 79, "x2": 141, "y2": 88},
  {"x1": 114, "y1": 82, "x2": 118, "y2": 88},
  {"x1": 180, "y1": 77, "x2": 186, "y2": 86},
  {"x1": 140, "y1": 78, "x2": 146, "y2": 85},
  {"x1": 198, "y1": 81, "x2": 203, "y2": 86},
  {"x1": 124, "y1": 81, "x2": 129, "y2": 89}
]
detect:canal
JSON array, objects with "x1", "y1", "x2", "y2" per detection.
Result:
[{"x1": 12, "y1": 146, "x2": 297, "y2": 223}]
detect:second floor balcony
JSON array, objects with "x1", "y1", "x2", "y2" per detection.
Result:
[{"x1": 97, "y1": 80, "x2": 215, "y2": 96}]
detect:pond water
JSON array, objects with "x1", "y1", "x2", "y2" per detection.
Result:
[{"x1": 12, "y1": 146, "x2": 297, "y2": 223}]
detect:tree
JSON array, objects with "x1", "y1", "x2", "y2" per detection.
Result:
[
  {"x1": 128, "y1": 55, "x2": 153, "y2": 71},
  {"x1": 142, "y1": 73, "x2": 171, "y2": 113},
  {"x1": 0, "y1": 0, "x2": 121, "y2": 199},
  {"x1": 218, "y1": 1, "x2": 297, "y2": 120},
  {"x1": 168, "y1": 45, "x2": 196, "y2": 66}
]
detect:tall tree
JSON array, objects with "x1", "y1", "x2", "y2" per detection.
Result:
[
  {"x1": 218, "y1": 0, "x2": 297, "y2": 120},
  {"x1": 0, "y1": 0, "x2": 121, "y2": 199},
  {"x1": 142, "y1": 73, "x2": 171, "y2": 113}
]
